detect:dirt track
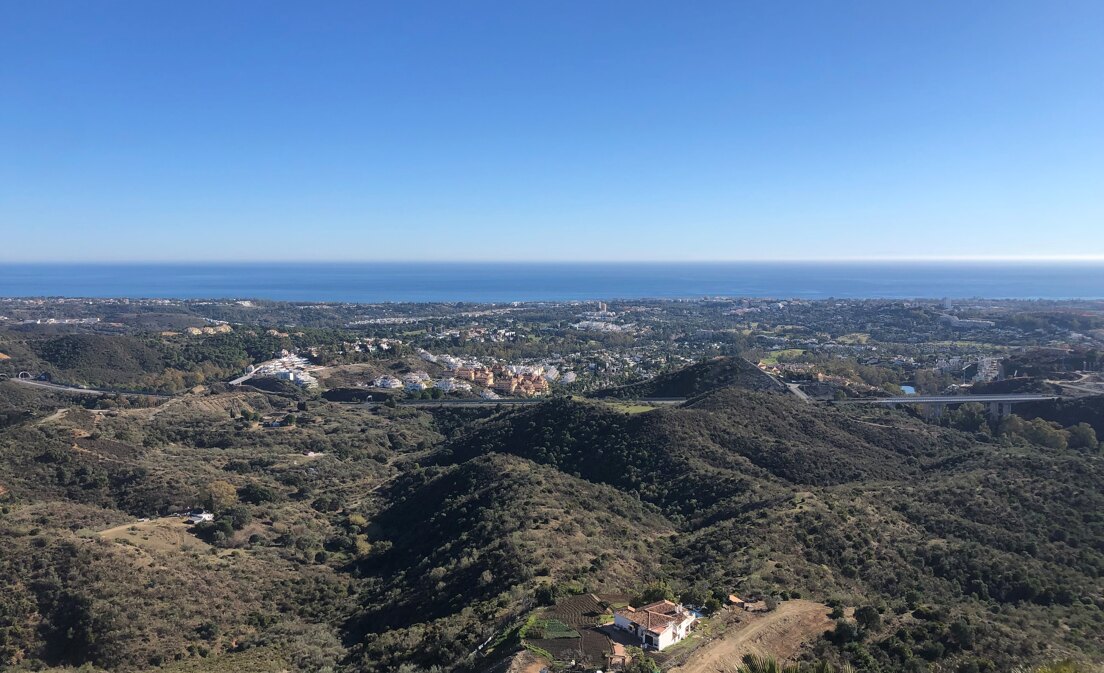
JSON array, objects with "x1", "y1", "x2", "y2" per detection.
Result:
[
  {"x1": 505, "y1": 650, "x2": 548, "y2": 673},
  {"x1": 670, "y1": 600, "x2": 832, "y2": 673},
  {"x1": 97, "y1": 517, "x2": 210, "y2": 553}
]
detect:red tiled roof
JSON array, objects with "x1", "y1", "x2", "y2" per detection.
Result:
[
  {"x1": 639, "y1": 600, "x2": 680, "y2": 615},
  {"x1": 615, "y1": 600, "x2": 687, "y2": 633}
]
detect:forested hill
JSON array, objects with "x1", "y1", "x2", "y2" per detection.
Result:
[
  {"x1": 439, "y1": 390, "x2": 972, "y2": 517},
  {"x1": 589, "y1": 355, "x2": 784, "y2": 399},
  {"x1": 435, "y1": 387, "x2": 1104, "y2": 671},
  {"x1": 1, "y1": 361, "x2": 1102, "y2": 673}
]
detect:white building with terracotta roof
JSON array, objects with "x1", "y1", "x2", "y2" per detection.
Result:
[{"x1": 612, "y1": 600, "x2": 696, "y2": 650}]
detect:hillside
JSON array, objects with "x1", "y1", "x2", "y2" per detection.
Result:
[
  {"x1": 590, "y1": 356, "x2": 784, "y2": 399},
  {"x1": 1017, "y1": 395, "x2": 1104, "y2": 436},
  {"x1": 347, "y1": 453, "x2": 674, "y2": 671},
  {"x1": 0, "y1": 357, "x2": 1102, "y2": 673},
  {"x1": 439, "y1": 387, "x2": 1104, "y2": 671},
  {"x1": 1, "y1": 329, "x2": 294, "y2": 393},
  {"x1": 441, "y1": 390, "x2": 972, "y2": 517},
  {"x1": 970, "y1": 377, "x2": 1064, "y2": 395}
]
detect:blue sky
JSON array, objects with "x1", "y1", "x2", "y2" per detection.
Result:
[{"x1": 2, "y1": 1, "x2": 1102, "y2": 262}]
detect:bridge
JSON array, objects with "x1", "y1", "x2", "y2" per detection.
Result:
[
  {"x1": 833, "y1": 393, "x2": 1061, "y2": 420},
  {"x1": 381, "y1": 397, "x2": 688, "y2": 409}
]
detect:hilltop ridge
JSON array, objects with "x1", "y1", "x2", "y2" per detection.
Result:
[{"x1": 590, "y1": 356, "x2": 784, "y2": 399}]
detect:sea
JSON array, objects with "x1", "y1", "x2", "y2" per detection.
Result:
[{"x1": 1, "y1": 262, "x2": 1102, "y2": 303}]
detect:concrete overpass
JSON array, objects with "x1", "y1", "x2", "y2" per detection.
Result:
[
  {"x1": 833, "y1": 393, "x2": 1061, "y2": 420},
  {"x1": 382, "y1": 397, "x2": 688, "y2": 409}
]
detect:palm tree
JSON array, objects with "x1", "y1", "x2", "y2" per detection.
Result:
[
  {"x1": 736, "y1": 655, "x2": 801, "y2": 673},
  {"x1": 807, "y1": 661, "x2": 855, "y2": 673}
]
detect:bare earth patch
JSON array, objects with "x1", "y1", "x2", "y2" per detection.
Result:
[
  {"x1": 97, "y1": 517, "x2": 211, "y2": 553},
  {"x1": 507, "y1": 650, "x2": 550, "y2": 673},
  {"x1": 670, "y1": 600, "x2": 832, "y2": 673}
]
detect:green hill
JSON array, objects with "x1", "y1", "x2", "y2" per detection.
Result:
[
  {"x1": 436, "y1": 386, "x2": 1104, "y2": 671},
  {"x1": 29, "y1": 333, "x2": 167, "y2": 387},
  {"x1": 590, "y1": 355, "x2": 784, "y2": 399},
  {"x1": 441, "y1": 390, "x2": 970, "y2": 517},
  {"x1": 1, "y1": 356, "x2": 1102, "y2": 673},
  {"x1": 346, "y1": 453, "x2": 673, "y2": 671}
]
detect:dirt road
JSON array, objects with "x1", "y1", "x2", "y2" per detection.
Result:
[
  {"x1": 97, "y1": 517, "x2": 210, "y2": 553},
  {"x1": 670, "y1": 600, "x2": 832, "y2": 673}
]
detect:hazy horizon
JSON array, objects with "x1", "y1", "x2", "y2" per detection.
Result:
[
  {"x1": 5, "y1": 259, "x2": 1104, "y2": 302},
  {"x1": 5, "y1": 257, "x2": 1104, "y2": 265}
]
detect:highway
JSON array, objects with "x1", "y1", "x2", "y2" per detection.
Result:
[
  {"x1": 5, "y1": 377, "x2": 171, "y2": 399},
  {"x1": 384, "y1": 397, "x2": 688, "y2": 409},
  {"x1": 834, "y1": 393, "x2": 1061, "y2": 405}
]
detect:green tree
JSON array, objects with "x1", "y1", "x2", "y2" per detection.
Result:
[
  {"x1": 855, "y1": 605, "x2": 882, "y2": 631},
  {"x1": 624, "y1": 647, "x2": 660, "y2": 673},
  {"x1": 223, "y1": 505, "x2": 253, "y2": 530},
  {"x1": 998, "y1": 414, "x2": 1026, "y2": 437},
  {"x1": 238, "y1": 482, "x2": 279, "y2": 504},
  {"x1": 1066, "y1": 422, "x2": 1098, "y2": 450},
  {"x1": 203, "y1": 479, "x2": 238, "y2": 512},
  {"x1": 1023, "y1": 418, "x2": 1069, "y2": 449},
  {"x1": 635, "y1": 580, "x2": 676, "y2": 605}
]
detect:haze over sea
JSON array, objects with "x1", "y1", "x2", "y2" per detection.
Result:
[{"x1": 1, "y1": 262, "x2": 1103, "y2": 303}]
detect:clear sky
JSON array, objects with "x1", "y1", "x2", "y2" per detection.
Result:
[{"x1": 2, "y1": 1, "x2": 1103, "y2": 262}]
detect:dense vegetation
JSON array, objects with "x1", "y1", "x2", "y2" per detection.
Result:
[
  {"x1": 437, "y1": 389, "x2": 1103, "y2": 672},
  {"x1": 1, "y1": 349, "x2": 1102, "y2": 673},
  {"x1": 591, "y1": 356, "x2": 784, "y2": 399},
  {"x1": 4, "y1": 329, "x2": 404, "y2": 393}
]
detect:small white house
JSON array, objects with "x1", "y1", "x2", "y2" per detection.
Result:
[
  {"x1": 184, "y1": 510, "x2": 214, "y2": 525},
  {"x1": 612, "y1": 600, "x2": 696, "y2": 651}
]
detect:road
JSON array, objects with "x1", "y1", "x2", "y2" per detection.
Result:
[
  {"x1": 228, "y1": 371, "x2": 256, "y2": 385},
  {"x1": 6, "y1": 377, "x2": 170, "y2": 399},
  {"x1": 785, "y1": 382, "x2": 810, "y2": 403},
  {"x1": 834, "y1": 393, "x2": 1062, "y2": 405},
  {"x1": 1046, "y1": 377, "x2": 1104, "y2": 396},
  {"x1": 228, "y1": 362, "x2": 271, "y2": 386},
  {"x1": 669, "y1": 601, "x2": 832, "y2": 673},
  {"x1": 386, "y1": 397, "x2": 688, "y2": 408}
]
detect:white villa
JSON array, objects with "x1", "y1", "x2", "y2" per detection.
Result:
[
  {"x1": 612, "y1": 600, "x2": 696, "y2": 651},
  {"x1": 373, "y1": 375, "x2": 403, "y2": 389}
]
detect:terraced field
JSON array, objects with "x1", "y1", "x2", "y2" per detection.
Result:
[{"x1": 525, "y1": 594, "x2": 613, "y2": 666}]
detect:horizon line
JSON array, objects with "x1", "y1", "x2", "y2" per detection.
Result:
[{"x1": 3, "y1": 256, "x2": 1104, "y2": 265}]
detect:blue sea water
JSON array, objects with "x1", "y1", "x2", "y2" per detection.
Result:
[{"x1": 0, "y1": 262, "x2": 1102, "y2": 303}]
